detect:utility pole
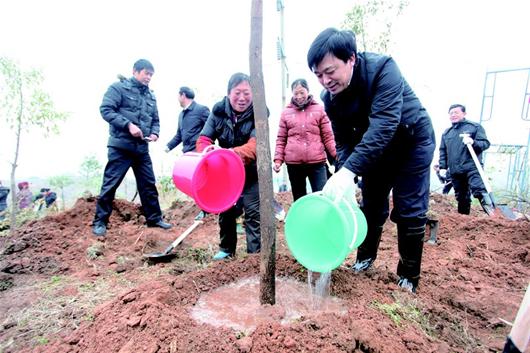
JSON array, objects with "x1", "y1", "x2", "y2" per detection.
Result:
[
  {"x1": 276, "y1": 0, "x2": 289, "y2": 190},
  {"x1": 276, "y1": 0, "x2": 287, "y2": 108}
]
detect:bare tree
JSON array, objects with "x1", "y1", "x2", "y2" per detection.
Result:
[
  {"x1": 250, "y1": 0, "x2": 276, "y2": 305},
  {"x1": 49, "y1": 175, "x2": 74, "y2": 211},
  {"x1": 342, "y1": 0, "x2": 409, "y2": 53},
  {"x1": 0, "y1": 57, "x2": 68, "y2": 233}
]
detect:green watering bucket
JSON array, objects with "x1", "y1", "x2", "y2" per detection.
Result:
[{"x1": 284, "y1": 192, "x2": 367, "y2": 273}]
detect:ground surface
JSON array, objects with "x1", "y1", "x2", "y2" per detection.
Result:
[{"x1": 0, "y1": 193, "x2": 528, "y2": 353}]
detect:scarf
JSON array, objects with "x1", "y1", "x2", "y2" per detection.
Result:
[{"x1": 291, "y1": 94, "x2": 314, "y2": 110}]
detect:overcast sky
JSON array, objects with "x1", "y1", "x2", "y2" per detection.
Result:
[{"x1": 1, "y1": 0, "x2": 529, "y2": 182}]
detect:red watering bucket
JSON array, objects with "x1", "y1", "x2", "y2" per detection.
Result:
[{"x1": 172, "y1": 145, "x2": 245, "y2": 213}]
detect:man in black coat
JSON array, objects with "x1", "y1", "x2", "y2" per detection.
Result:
[
  {"x1": 92, "y1": 59, "x2": 172, "y2": 236},
  {"x1": 166, "y1": 86, "x2": 210, "y2": 154},
  {"x1": 165, "y1": 86, "x2": 211, "y2": 220},
  {"x1": 438, "y1": 103, "x2": 493, "y2": 215},
  {"x1": 0, "y1": 181, "x2": 9, "y2": 220},
  {"x1": 307, "y1": 28, "x2": 435, "y2": 293},
  {"x1": 35, "y1": 188, "x2": 57, "y2": 211}
]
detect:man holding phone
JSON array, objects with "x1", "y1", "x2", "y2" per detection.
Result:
[{"x1": 92, "y1": 59, "x2": 172, "y2": 236}]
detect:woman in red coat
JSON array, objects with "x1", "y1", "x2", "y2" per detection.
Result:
[{"x1": 273, "y1": 79, "x2": 336, "y2": 201}]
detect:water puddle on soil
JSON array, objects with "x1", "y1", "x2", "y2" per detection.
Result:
[{"x1": 190, "y1": 274, "x2": 346, "y2": 333}]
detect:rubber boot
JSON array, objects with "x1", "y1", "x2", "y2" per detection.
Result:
[
  {"x1": 503, "y1": 337, "x2": 522, "y2": 353},
  {"x1": 396, "y1": 223, "x2": 426, "y2": 291},
  {"x1": 352, "y1": 225, "x2": 384, "y2": 272},
  {"x1": 479, "y1": 193, "x2": 495, "y2": 217},
  {"x1": 457, "y1": 201, "x2": 471, "y2": 215}
]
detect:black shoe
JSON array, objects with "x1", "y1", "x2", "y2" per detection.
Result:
[
  {"x1": 148, "y1": 220, "x2": 172, "y2": 229},
  {"x1": 351, "y1": 258, "x2": 374, "y2": 273},
  {"x1": 397, "y1": 277, "x2": 417, "y2": 293},
  {"x1": 92, "y1": 224, "x2": 107, "y2": 237}
]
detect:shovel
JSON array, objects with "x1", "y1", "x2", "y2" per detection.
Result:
[
  {"x1": 143, "y1": 220, "x2": 203, "y2": 260},
  {"x1": 461, "y1": 134, "x2": 515, "y2": 219}
]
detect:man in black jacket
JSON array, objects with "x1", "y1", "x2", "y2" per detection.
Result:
[
  {"x1": 165, "y1": 86, "x2": 211, "y2": 220},
  {"x1": 166, "y1": 86, "x2": 210, "y2": 154},
  {"x1": 92, "y1": 59, "x2": 172, "y2": 236},
  {"x1": 307, "y1": 28, "x2": 435, "y2": 293},
  {"x1": 0, "y1": 181, "x2": 9, "y2": 220},
  {"x1": 35, "y1": 188, "x2": 57, "y2": 211},
  {"x1": 438, "y1": 103, "x2": 493, "y2": 215}
]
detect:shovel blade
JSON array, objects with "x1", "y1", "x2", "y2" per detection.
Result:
[
  {"x1": 497, "y1": 204, "x2": 518, "y2": 220},
  {"x1": 142, "y1": 252, "x2": 177, "y2": 262}
]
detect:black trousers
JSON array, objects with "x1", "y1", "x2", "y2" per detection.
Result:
[
  {"x1": 218, "y1": 178, "x2": 260, "y2": 255},
  {"x1": 357, "y1": 132, "x2": 435, "y2": 283},
  {"x1": 94, "y1": 146, "x2": 162, "y2": 225},
  {"x1": 286, "y1": 162, "x2": 327, "y2": 201},
  {"x1": 451, "y1": 170, "x2": 487, "y2": 214}
]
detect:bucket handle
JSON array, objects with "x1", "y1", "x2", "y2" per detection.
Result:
[
  {"x1": 343, "y1": 200, "x2": 359, "y2": 249},
  {"x1": 315, "y1": 191, "x2": 358, "y2": 249},
  {"x1": 202, "y1": 144, "x2": 219, "y2": 155}
]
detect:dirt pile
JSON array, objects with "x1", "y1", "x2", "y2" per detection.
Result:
[{"x1": 0, "y1": 193, "x2": 528, "y2": 353}]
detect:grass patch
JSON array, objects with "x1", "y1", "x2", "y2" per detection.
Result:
[
  {"x1": 371, "y1": 292, "x2": 436, "y2": 337},
  {"x1": 185, "y1": 247, "x2": 212, "y2": 265},
  {"x1": 0, "y1": 208, "x2": 41, "y2": 236},
  {"x1": 1, "y1": 274, "x2": 136, "y2": 351},
  {"x1": 443, "y1": 314, "x2": 483, "y2": 351},
  {"x1": 86, "y1": 243, "x2": 104, "y2": 260}
]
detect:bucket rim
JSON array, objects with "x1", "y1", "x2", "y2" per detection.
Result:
[
  {"x1": 284, "y1": 192, "x2": 353, "y2": 273},
  {"x1": 190, "y1": 148, "x2": 245, "y2": 213}
]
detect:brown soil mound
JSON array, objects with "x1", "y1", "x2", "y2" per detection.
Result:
[{"x1": 0, "y1": 193, "x2": 528, "y2": 353}]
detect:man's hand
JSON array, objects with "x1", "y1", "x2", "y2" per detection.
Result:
[
  {"x1": 148, "y1": 134, "x2": 158, "y2": 142},
  {"x1": 462, "y1": 135, "x2": 474, "y2": 145},
  {"x1": 164, "y1": 146, "x2": 170, "y2": 153},
  {"x1": 128, "y1": 123, "x2": 143, "y2": 139},
  {"x1": 439, "y1": 169, "x2": 447, "y2": 178},
  {"x1": 322, "y1": 167, "x2": 357, "y2": 204},
  {"x1": 273, "y1": 161, "x2": 282, "y2": 173}
]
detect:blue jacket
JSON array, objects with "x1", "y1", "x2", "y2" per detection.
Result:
[
  {"x1": 100, "y1": 77, "x2": 160, "y2": 153},
  {"x1": 321, "y1": 52, "x2": 433, "y2": 176},
  {"x1": 0, "y1": 186, "x2": 9, "y2": 211},
  {"x1": 167, "y1": 101, "x2": 210, "y2": 153}
]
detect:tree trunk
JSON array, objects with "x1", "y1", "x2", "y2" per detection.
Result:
[
  {"x1": 60, "y1": 187, "x2": 65, "y2": 211},
  {"x1": 250, "y1": 0, "x2": 276, "y2": 305},
  {"x1": 9, "y1": 84, "x2": 23, "y2": 235}
]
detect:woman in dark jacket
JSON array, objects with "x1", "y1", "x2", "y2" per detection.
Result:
[
  {"x1": 273, "y1": 78, "x2": 336, "y2": 201},
  {"x1": 196, "y1": 73, "x2": 260, "y2": 260}
]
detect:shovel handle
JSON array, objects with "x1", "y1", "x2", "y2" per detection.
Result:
[
  {"x1": 465, "y1": 143, "x2": 492, "y2": 193},
  {"x1": 162, "y1": 220, "x2": 203, "y2": 255}
]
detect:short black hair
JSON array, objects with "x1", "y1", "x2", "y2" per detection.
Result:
[
  {"x1": 179, "y1": 86, "x2": 195, "y2": 99},
  {"x1": 448, "y1": 104, "x2": 466, "y2": 113},
  {"x1": 133, "y1": 59, "x2": 154, "y2": 73},
  {"x1": 227, "y1": 73, "x2": 250, "y2": 94},
  {"x1": 291, "y1": 78, "x2": 309, "y2": 91},
  {"x1": 40, "y1": 188, "x2": 50, "y2": 193},
  {"x1": 307, "y1": 28, "x2": 357, "y2": 71}
]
